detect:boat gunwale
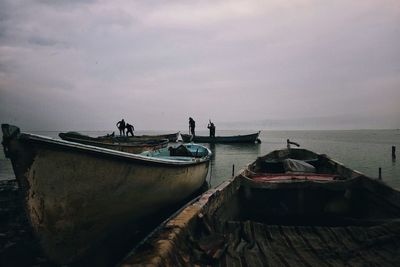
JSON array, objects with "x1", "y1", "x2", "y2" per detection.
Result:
[
  {"x1": 118, "y1": 176, "x2": 240, "y2": 265},
  {"x1": 59, "y1": 134, "x2": 169, "y2": 147},
  {"x1": 18, "y1": 133, "x2": 211, "y2": 166}
]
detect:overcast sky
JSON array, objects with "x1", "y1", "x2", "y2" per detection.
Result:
[{"x1": 0, "y1": 0, "x2": 399, "y2": 131}]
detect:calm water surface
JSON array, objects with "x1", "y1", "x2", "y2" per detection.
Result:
[{"x1": 1, "y1": 129, "x2": 399, "y2": 189}]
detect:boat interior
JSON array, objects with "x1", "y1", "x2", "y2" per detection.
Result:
[
  {"x1": 141, "y1": 144, "x2": 210, "y2": 159},
  {"x1": 223, "y1": 177, "x2": 400, "y2": 227},
  {"x1": 126, "y1": 176, "x2": 400, "y2": 266}
]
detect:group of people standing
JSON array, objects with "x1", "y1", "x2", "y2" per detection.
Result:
[
  {"x1": 116, "y1": 119, "x2": 135, "y2": 136},
  {"x1": 116, "y1": 117, "x2": 215, "y2": 138},
  {"x1": 188, "y1": 117, "x2": 216, "y2": 137}
]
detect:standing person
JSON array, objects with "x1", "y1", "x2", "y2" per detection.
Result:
[
  {"x1": 189, "y1": 117, "x2": 196, "y2": 135},
  {"x1": 207, "y1": 120, "x2": 216, "y2": 138},
  {"x1": 126, "y1": 123, "x2": 135, "y2": 137},
  {"x1": 116, "y1": 119, "x2": 126, "y2": 136}
]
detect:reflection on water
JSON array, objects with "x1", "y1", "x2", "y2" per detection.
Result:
[{"x1": 204, "y1": 142, "x2": 262, "y2": 187}]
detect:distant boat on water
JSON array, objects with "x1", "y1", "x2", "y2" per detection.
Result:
[
  {"x1": 98, "y1": 131, "x2": 180, "y2": 143},
  {"x1": 181, "y1": 131, "x2": 261, "y2": 143},
  {"x1": 2, "y1": 124, "x2": 212, "y2": 264},
  {"x1": 121, "y1": 145, "x2": 400, "y2": 266},
  {"x1": 59, "y1": 131, "x2": 169, "y2": 154}
]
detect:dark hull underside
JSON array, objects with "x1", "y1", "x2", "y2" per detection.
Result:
[{"x1": 181, "y1": 132, "x2": 260, "y2": 143}]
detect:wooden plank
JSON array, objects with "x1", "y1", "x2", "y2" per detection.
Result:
[
  {"x1": 329, "y1": 227, "x2": 365, "y2": 266},
  {"x1": 313, "y1": 226, "x2": 350, "y2": 266},
  {"x1": 252, "y1": 222, "x2": 284, "y2": 266},
  {"x1": 278, "y1": 225, "x2": 315, "y2": 267},
  {"x1": 285, "y1": 226, "x2": 334, "y2": 267},
  {"x1": 266, "y1": 225, "x2": 305, "y2": 266},
  {"x1": 295, "y1": 226, "x2": 337, "y2": 267},
  {"x1": 349, "y1": 226, "x2": 392, "y2": 266}
]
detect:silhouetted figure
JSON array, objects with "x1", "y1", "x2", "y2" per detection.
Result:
[
  {"x1": 287, "y1": 139, "x2": 300, "y2": 150},
  {"x1": 106, "y1": 132, "x2": 115, "y2": 137},
  {"x1": 116, "y1": 119, "x2": 126, "y2": 136},
  {"x1": 207, "y1": 120, "x2": 216, "y2": 138},
  {"x1": 189, "y1": 117, "x2": 196, "y2": 135},
  {"x1": 126, "y1": 123, "x2": 135, "y2": 137}
]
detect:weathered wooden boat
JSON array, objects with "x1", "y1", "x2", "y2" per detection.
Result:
[
  {"x1": 1, "y1": 124, "x2": 211, "y2": 264},
  {"x1": 181, "y1": 131, "x2": 261, "y2": 143},
  {"x1": 59, "y1": 131, "x2": 169, "y2": 154},
  {"x1": 98, "y1": 131, "x2": 180, "y2": 142},
  {"x1": 120, "y1": 146, "x2": 400, "y2": 267}
]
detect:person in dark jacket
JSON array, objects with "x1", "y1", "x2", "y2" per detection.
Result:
[
  {"x1": 207, "y1": 120, "x2": 216, "y2": 138},
  {"x1": 189, "y1": 117, "x2": 196, "y2": 135},
  {"x1": 126, "y1": 123, "x2": 135, "y2": 137},
  {"x1": 116, "y1": 119, "x2": 126, "y2": 136}
]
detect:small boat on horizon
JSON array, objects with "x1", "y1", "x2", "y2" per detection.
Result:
[
  {"x1": 59, "y1": 131, "x2": 169, "y2": 154},
  {"x1": 120, "y1": 145, "x2": 400, "y2": 266},
  {"x1": 181, "y1": 131, "x2": 261, "y2": 144},
  {"x1": 1, "y1": 124, "x2": 212, "y2": 265}
]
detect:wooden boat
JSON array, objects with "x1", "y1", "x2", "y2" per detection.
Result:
[
  {"x1": 1, "y1": 124, "x2": 211, "y2": 264},
  {"x1": 59, "y1": 131, "x2": 169, "y2": 154},
  {"x1": 181, "y1": 131, "x2": 261, "y2": 143},
  {"x1": 98, "y1": 132, "x2": 180, "y2": 142},
  {"x1": 120, "y1": 146, "x2": 400, "y2": 266}
]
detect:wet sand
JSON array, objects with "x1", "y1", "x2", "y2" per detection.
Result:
[{"x1": 0, "y1": 180, "x2": 54, "y2": 266}]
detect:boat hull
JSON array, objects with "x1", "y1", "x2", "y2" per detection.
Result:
[
  {"x1": 2, "y1": 125, "x2": 210, "y2": 264},
  {"x1": 181, "y1": 131, "x2": 261, "y2": 143}
]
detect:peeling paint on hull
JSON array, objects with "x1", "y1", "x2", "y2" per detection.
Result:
[{"x1": 2, "y1": 124, "x2": 211, "y2": 264}]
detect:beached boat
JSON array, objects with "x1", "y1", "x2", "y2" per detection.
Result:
[
  {"x1": 181, "y1": 131, "x2": 261, "y2": 143},
  {"x1": 121, "y1": 145, "x2": 400, "y2": 266},
  {"x1": 1, "y1": 124, "x2": 211, "y2": 264},
  {"x1": 59, "y1": 131, "x2": 169, "y2": 154}
]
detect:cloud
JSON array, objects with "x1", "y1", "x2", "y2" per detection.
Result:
[{"x1": 0, "y1": 0, "x2": 399, "y2": 130}]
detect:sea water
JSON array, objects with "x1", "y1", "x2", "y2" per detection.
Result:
[{"x1": 1, "y1": 129, "x2": 399, "y2": 189}]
